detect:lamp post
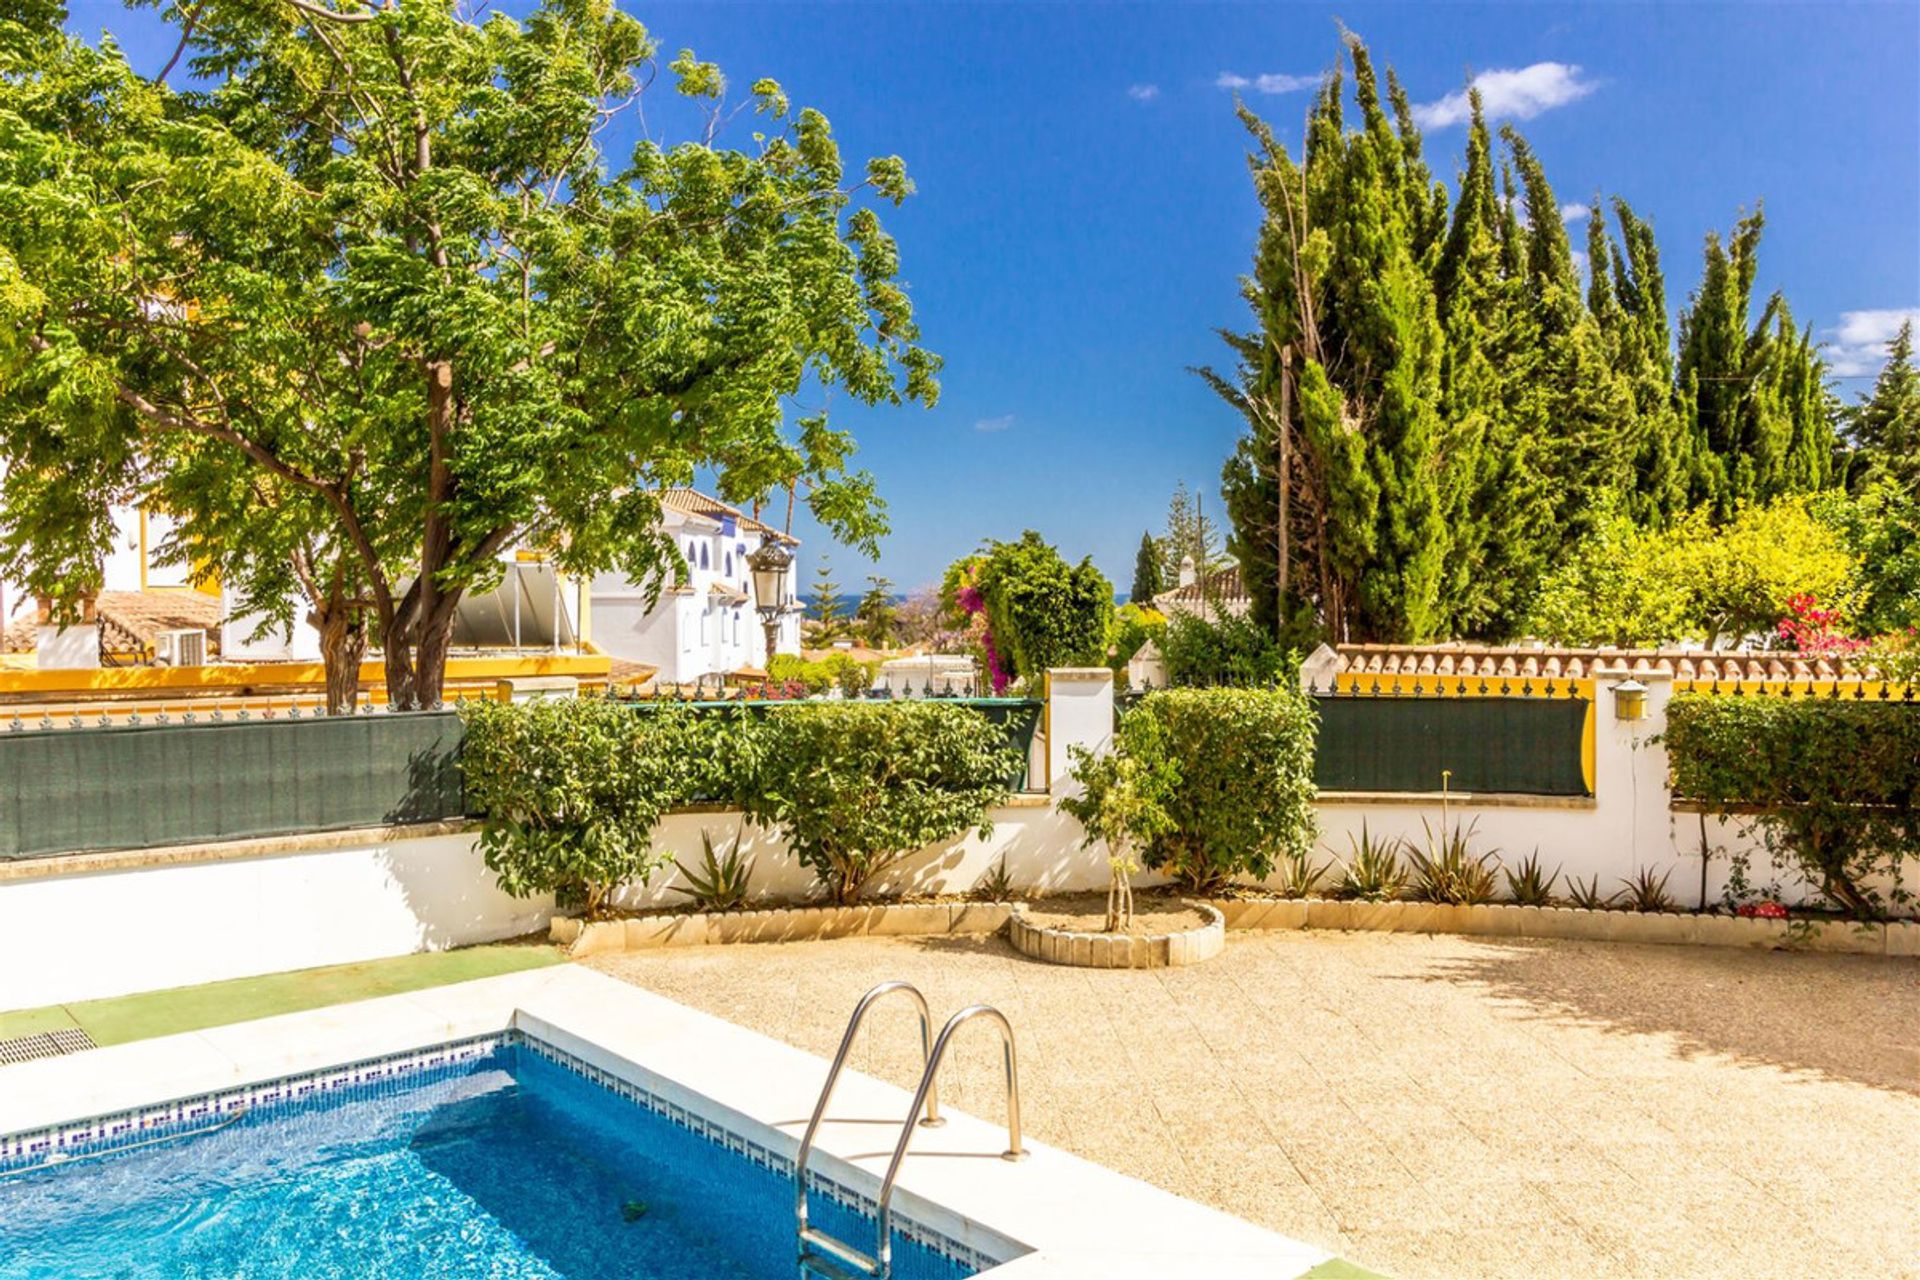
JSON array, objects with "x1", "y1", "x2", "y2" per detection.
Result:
[{"x1": 746, "y1": 532, "x2": 796, "y2": 669}]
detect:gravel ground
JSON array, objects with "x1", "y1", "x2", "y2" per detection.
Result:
[{"x1": 587, "y1": 929, "x2": 1920, "y2": 1280}]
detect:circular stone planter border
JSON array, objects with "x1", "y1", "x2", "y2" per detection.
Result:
[{"x1": 1007, "y1": 902, "x2": 1225, "y2": 969}]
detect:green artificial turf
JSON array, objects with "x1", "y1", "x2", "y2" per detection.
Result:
[{"x1": 0, "y1": 942, "x2": 562, "y2": 1049}]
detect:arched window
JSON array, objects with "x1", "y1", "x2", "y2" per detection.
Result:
[{"x1": 699, "y1": 542, "x2": 710, "y2": 570}]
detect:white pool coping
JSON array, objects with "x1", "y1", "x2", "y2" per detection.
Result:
[{"x1": 0, "y1": 966, "x2": 1333, "y2": 1278}]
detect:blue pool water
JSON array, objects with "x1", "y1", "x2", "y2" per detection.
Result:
[{"x1": 0, "y1": 1041, "x2": 980, "y2": 1280}]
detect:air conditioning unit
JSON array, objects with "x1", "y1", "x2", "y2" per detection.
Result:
[{"x1": 154, "y1": 628, "x2": 207, "y2": 667}]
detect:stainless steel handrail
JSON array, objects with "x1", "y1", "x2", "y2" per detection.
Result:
[
  {"x1": 795, "y1": 981, "x2": 943, "y2": 1273},
  {"x1": 870, "y1": 1004, "x2": 1027, "y2": 1277}
]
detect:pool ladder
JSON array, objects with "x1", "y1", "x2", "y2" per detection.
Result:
[{"x1": 795, "y1": 982, "x2": 1027, "y2": 1280}]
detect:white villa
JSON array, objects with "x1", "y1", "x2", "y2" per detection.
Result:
[
  {"x1": 584, "y1": 488, "x2": 802, "y2": 686},
  {"x1": 2, "y1": 486, "x2": 801, "y2": 687}
]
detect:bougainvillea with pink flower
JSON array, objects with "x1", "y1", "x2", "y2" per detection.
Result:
[{"x1": 1775, "y1": 593, "x2": 1870, "y2": 656}]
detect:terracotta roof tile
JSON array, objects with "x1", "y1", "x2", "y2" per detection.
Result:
[
  {"x1": 1327, "y1": 643, "x2": 1887, "y2": 684},
  {"x1": 1153, "y1": 565, "x2": 1245, "y2": 607},
  {"x1": 658, "y1": 488, "x2": 797, "y2": 546}
]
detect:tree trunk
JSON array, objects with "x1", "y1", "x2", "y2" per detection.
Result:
[
  {"x1": 314, "y1": 605, "x2": 367, "y2": 715},
  {"x1": 382, "y1": 641, "x2": 419, "y2": 712},
  {"x1": 411, "y1": 597, "x2": 459, "y2": 709}
]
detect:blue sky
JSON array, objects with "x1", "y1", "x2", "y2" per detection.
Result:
[{"x1": 65, "y1": 1, "x2": 1920, "y2": 593}]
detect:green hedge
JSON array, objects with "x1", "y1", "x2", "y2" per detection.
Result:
[
  {"x1": 1125, "y1": 686, "x2": 1318, "y2": 891},
  {"x1": 463, "y1": 697, "x2": 1019, "y2": 908},
  {"x1": 1664, "y1": 695, "x2": 1920, "y2": 917}
]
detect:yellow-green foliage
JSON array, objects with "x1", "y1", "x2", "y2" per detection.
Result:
[
  {"x1": 1527, "y1": 497, "x2": 1856, "y2": 646},
  {"x1": 767, "y1": 652, "x2": 877, "y2": 695}
]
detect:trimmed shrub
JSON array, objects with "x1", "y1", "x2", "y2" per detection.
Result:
[
  {"x1": 1664, "y1": 694, "x2": 1920, "y2": 917},
  {"x1": 1160, "y1": 611, "x2": 1294, "y2": 688},
  {"x1": 1127, "y1": 686, "x2": 1317, "y2": 891},
  {"x1": 461, "y1": 698, "x2": 731, "y2": 915},
  {"x1": 741, "y1": 701, "x2": 1019, "y2": 903}
]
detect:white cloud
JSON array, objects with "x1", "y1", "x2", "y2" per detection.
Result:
[
  {"x1": 1826, "y1": 308, "x2": 1920, "y2": 378},
  {"x1": 1412, "y1": 62, "x2": 1598, "y2": 130},
  {"x1": 974, "y1": 414, "x2": 1016, "y2": 434},
  {"x1": 1215, "y1": 70, "x2": 1318, "y2": 95},
  {"x1": 1126, "y1": 83, "x2": 1160, "y2": 103},
  {"x1": 1559, "y1": 202, "x2": 1590, "y2": 223},
  {"x1": 1570, "y1": 248, "x2": 1590, "y2": 281}
]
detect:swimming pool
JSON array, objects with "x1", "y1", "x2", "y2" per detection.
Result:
[{"x1": 0, "y1": 1033, "x2": 983, "y2": 1280}]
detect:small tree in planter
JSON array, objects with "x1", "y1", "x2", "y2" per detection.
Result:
[
  {"x1": 1060, "y1": 716, "x2": 1178, "y2": 930},
  {"x1": 462, "y1": 698, "x2": 729, "y2": 916},
  {"x1": 741, "y1": 702, "x2": 1018, "y2": 903},
  {"x1": 1128, "y1": 686, "x2": 1318, "y2": 893}
]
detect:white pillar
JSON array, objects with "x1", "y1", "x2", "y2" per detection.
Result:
[
  {"x1": 1591, "y1": 666, "x2": 1676, "y2": 890},
  {"x1": 1044, "y1": 667, "x2": 1115, "y2": 793}
]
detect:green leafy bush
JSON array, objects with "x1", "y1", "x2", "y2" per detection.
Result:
[
  {"x1": 740, "y1": 702, "x2": 1018, "y2": 903},
  {"x1": 1160, "y1": 611, "x2": 1294, "y2": 688},
  {"x1": 1125, "y1": 687, "x2": 1317, "y2": 891},
  {"x1": 461, "y1": 698, "x2": 729, "y2": 915},
  {"x1": 966, "y1": 530, "x2": 1114, "y2": 685},
  {"x1": 1665, "y1": 694, "x2": 1920, "y2": 917}
]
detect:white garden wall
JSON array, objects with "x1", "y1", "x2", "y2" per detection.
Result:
[
  {"x1": 3, "y1": 666, "x2": 1907, "y2": 1011},
  {"x1": 0, "y1": 828, "x2": 553, "y2": 1010}
]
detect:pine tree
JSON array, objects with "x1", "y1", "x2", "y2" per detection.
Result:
[
  {"x1": 1156, "y1": 482, "x2": 1225, "y2": 586},
  {"x1": 855, "y1": 575, "x2": 897, "y2": 646},
  {"x1": 810, "y1": 560, "x2": 843, "y2": 637},
  {"x1": 1130, "y1": 531, "x2": 1164, "y2": 603},
  {"x1": 1846, "y1": 320, "x2": 1920, "y2": 497}
]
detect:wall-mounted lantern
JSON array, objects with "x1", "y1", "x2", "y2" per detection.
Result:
[{"x1": 1610, "y1": 678, "x2": 1649, "y2": 722}]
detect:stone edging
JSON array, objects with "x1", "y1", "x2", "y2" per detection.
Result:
[
  {"x1": 552, "y1": 900, "x2": 1015, "y2": 957},
  {"x1": 1006, "y1": 903, "x2": 1225, "y2": 969},
  {"x1": 1209, "y1": 898, "x2": 1920, "y2": 957}
]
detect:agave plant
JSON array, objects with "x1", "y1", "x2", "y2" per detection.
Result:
[
  {"x1": 1619, "y1": 866, "x2": 1677, "y2": 913},
  {"x1": 1503, "y1": 849, "x2": 1561, "y2": 907},
  {"x1": 1272, "y1": 848, "x2": 1334, "y2": 900},
  {"x1": 1336, "y1": 821, "x2": 1409, "y2": 902},
  {"x1": 976, "y1": 854, "x2": 1017, "y2": 902},
  {"x1": 1566, "y1": 874, "x2": 1616, "y2": 911},
  {"x1": 1405, "y1": 817, "x2": 1501, "y2": 905},
  {"x1": 669, "y1": 830, "x2": 756, "y2": 912}
]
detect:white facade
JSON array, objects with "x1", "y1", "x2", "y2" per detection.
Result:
[{"x1": 589, "y1": 492, "x2": 801, "y2": 685}]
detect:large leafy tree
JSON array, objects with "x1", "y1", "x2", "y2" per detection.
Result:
[{"x1": 0, "y1": 0, "x2": 935, "y2": 708}]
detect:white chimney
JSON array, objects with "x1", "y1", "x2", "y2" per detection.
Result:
[{"x1": 1178, "y1": 555, "x2": 1197, "y2": 588}]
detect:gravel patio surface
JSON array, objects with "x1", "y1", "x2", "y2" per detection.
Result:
[{"x1": 587, "y1": 928, "x2": 1919, "y2": 1280}]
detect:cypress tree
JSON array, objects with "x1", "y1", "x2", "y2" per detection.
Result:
[
  {"x1": 1676, "y1": 209, "x2": 1836, "y2": 516},
  {"x1": 1211, "y1": 36, "x2": 1842, "y2": 646},
  {"x1": 1130, "y1": 531, "x2": 1164, "y2": 603}
]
